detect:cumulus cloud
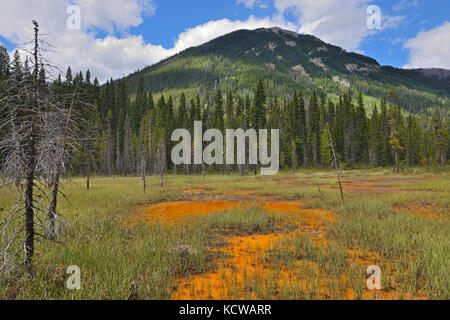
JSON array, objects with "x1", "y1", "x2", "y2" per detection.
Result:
[
  {"x1": 75, "y1": 0, "x2": 156, "y2": 32},
  {"x1": 239, "y1": 0, "x2": 405, "y2": 51},
  {"x1": 171, "y1": 16, "x2": 295, "y2": 54},
  {"x1": 404, "y1": 22, "x2": 450, "y2": 69},
  {"x1": 0, "y1": 0, "x2": 410, "y2": 82},
  {"x1": 274, "y1": 0, "x2": 377, "y2": 50},
  {"x1": 0, "y1": 0, "x2": 297, "y2": 82},
  {"x1": 0, "y1": 0, "x2": 159, "y2": 82}
]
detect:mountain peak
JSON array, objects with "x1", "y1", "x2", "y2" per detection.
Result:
[{"x1": 121, "y1": 27, "x2": 448, "y2": 115}]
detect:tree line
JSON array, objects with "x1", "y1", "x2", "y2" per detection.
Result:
[{"x1": 1, "y1": 48, "x2": 449, "y2": 181}]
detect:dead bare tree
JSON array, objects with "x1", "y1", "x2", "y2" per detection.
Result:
[
  {"x1": 115, "y1": 128, "x2": 122, "y2": 175},
  {"x1": 291, "y1": 139, "x2": 297, "y2": 177},
  {"x1": 138, "y1": 117, "x2": 148, "y2": 193},
  {"x1": 326, "y1": 124, "x2": 344, "y2": 205},
  {"x1": 0, "y1": 21, "x2": 84, "y2": 276},
  {"x1": 40, "y1": 91, "x2": 84, "y2": 240},
  {"x1": 202, "y1": 162, "x2": 206, "y2": 179},
  {"x1": 157, "y1": 141, "x2": 166, "y2": 190}
]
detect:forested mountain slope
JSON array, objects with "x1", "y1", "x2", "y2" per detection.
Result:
[{"x1": 122, "y1": 27, "x2": 449, "y2": 115}]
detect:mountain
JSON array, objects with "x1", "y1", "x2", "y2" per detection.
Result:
[
  {"x1": 121, "y1": 27, "x2": 449, "y2": 115},
  {"x1": 417, "y1": 68, "x2": 450, "y2": 82}
]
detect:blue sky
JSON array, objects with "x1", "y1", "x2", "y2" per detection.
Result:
[
  {"x1": 130, "y1": 0, "x2": 450, "y2": 68},
  {"x1": 0, "y1": 0, "x2": 449, "y2": 82}
]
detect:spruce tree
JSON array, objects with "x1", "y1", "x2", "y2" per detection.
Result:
[{"x1": 432, "y1": 109, "x2": 448, "y2": 167}]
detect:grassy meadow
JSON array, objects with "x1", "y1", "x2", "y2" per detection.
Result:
[{"x1": 0, "y1": 168, "x2": 449, "y2": 300}]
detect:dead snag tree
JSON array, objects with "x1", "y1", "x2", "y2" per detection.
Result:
[
  {"x1": 157, "y1": 141, "x2": 166, "y2": 190},
  {"x1": 326, "y1": 124, "x2": 344, "y2": 205},
  {"x1": 42, "y1": 91, "x2": 83, "y2": 240},
  {"x1": 0, "y1": 21, "x2": 83, "y2": 275}
]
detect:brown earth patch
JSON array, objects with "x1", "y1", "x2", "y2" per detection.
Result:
[{"x1": 173, "y1": 206, "x2": 334, "y2": 300}]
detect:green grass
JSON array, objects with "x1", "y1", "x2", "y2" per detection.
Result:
[
  {"x1": 0, "y1": 168, "x2": 449, "y2": 299},
  {"x1": 207, "y1": 205, "x2": 284, "y2": 235}
]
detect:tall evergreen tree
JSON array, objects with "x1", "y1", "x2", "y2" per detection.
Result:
[{"x1": 432, "y1": 109, "x2": 448, "y2": 167}]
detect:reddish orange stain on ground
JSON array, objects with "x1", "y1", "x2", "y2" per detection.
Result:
[
  {"x1": 139, "y1": 199, "x2": 304, "y2": 224},
  {"x1": 142, "y1": 201, "x2": 241, "y2": 224},
  {"x1": 136, "y1": 193, "x2": 426, "y2": 300},
  {"x1": 172, "y1": 205, "x2": 335, "y2": 300},
  {"x1": 173, "y1": 233, "x2": 285, "y2": 300}
]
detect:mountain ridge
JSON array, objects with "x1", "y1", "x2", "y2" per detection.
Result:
[{"x1": 120, "y1": 27, "x2": 449, "y2": 115}]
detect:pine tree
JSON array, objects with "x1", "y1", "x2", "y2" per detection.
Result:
[
  {"x1": 214, "y1": 89, "x2": 224, "y2": 132},
  {"x1": 320, "y1": 129, "x2": 331, "y2": 166},
  {"x1": 297, "y1": 91, "x2": 308, "y2": 166},
  {"x1": 355, "y1": 92, "x2": 369, "y2": 163},
  {"x1": 378, "y1": 97, "x2": 390, "y2": 166},
  {"x1": 103, "y1": 110, "x2": 114, "y2": 175},
  {"x1": 309, "y1": 90, "x2": 321, "y2": 165},
  {"x1": 65, "y1": 66, "x2": 73, "y2": 85},
  {"x1": 178, "y1": 93, "x2": 188, "y2": 128},
  {"x1": 368, "y1": 105, "x2": 379, "y2": 165},
  {"x1": 253, "y1": 79, "x2": 266, "y2": 129},
  {"x1": 405, "y1": 115, "x2": 422, "y2": 166},
  {"x1": 432, "y1": 109, "x2": 448, "y2": 167},
  {"x1": 388, "y1": 106, "x2": 404, "y2": 172},
  {"x1": 123, "y1": 115, "x2": 133, "y2": 176},
  {"x1": 153, "y1": 95, "x2": 167, "y2": 171},
  {"x1": 0, "y1": 45, "x2": 9, "y2": 81}
]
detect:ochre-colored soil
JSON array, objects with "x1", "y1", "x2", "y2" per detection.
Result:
[
  {"x1": 138, "y1": 196, "x2": 305, "y2": 225},
  {"x1": 142, "y1": 200, "x2": 241, "y2": 224},
  {"x1": 173, "y1": 233, "x2": 286, "y2": 300},
  {"x1": 172, "y1": 205, "x2": 336, "y2": 300},
  {"x1": 134, "y1": 189, "x2": 433, "y2": 300}
]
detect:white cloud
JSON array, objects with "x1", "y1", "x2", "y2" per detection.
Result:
[
  {"x1": 171, "y1": 16, "x2": 295, "y2": 54},
  {"x1": 0, "y1": 0, "x2": 158, "y2": 82},
  {"x1": 393, "y1": 0, "x2": 420, "y2": 12},
  {"x1": 240, "y1": 0, "x2": 405, "y2": 51},
  {"x1": 382, "y1": 15, "x2": 406, "y2": 30},
  {"x1": 273, "y1": 0, "x2": 375, "y2": 50},
  {"x1": 404, "y1": 22, "x2": 450, "y2": 69},
  {"x1": 0, "y1": 0, "x2": 297, "y2": 82},
  {"x1": 0, "y1": 0, "x2": 409, "y2": 82},
  {"x1": 74, "y1": 0, "x2": 156, "y2": 32}
]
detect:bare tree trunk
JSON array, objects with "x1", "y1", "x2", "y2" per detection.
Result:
[
  {"x1": 157, "y1": 141, "x2": 166, "y2": 190},
  {"x1": 24, "y1": 21, "x2": 40, "y2": 273},
  {"x1": 25, "y1": 164, "x2": 35, "y2": 272},
  {"x1": 85, "y1": 144, "x2": 90, "y2": 190},
  {"x1": 291, "y1": 140, "x2": 296, "y2": 177},
  {"x1": 327, "y1": 125, "x2": 344, "y2": 205},
  {"x1": 239, "y1": 164, "x2": 244, "y2": 176},
  {"x1": 141, "y1": 157, "x2": 147, "y2": 193},
  {"x1": 394, "y1": 151, "x2": 400, "y2": 173},
  {"x1": 47, "y1": 172, "x2": 60, "y2": 240}
]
